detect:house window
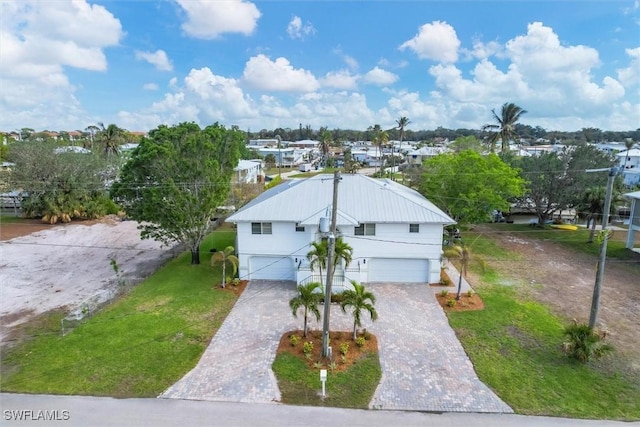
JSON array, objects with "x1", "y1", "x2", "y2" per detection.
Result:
[
  {"x1": 251, "y1": 222, "x2": 272, "y2": 235},
  {"x1": 355, "y1": 223, "x2": 376, "y2": 236},
  {"x1": 295, "y1": 223, "x2": 305, "y2": 232},
  {"x1": 409, "y1": 224, "x2": 420, "y2": 233}
]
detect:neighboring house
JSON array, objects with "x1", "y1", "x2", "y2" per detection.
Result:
[
  {"x1": 234, "y1": 159, "x2": 263, "y2": 184},
  {"x1": 226, "y1": 174, "x2": 455, "y2": 291},
  {"x1": 257, "y1": 147, "x2": 304, "y2": 167},
  {"x1": 624, "y1": 191, "x2": 640, "y2": 253},
  {"x1": 406, "y1": 146, "x2": 447, "y2": 166},
  {"x1": 617, "y1": 148, "x2": 640, "y2": 186}
]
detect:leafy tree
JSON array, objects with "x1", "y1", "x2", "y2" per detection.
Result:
[
  {"x1": 340, "y1": 281, "x2": 378, "y2": 340},
  {"x1": 211, "y1": 246, "x2": 239, "y2": 288},
  {"x1": 264, "y1": 153, "x2": 276, "y2": 170},
  {"x1": 289, "y1": 282, "x2": 323, "y2": 337},
  {"x1": 419, "y1": 150, "x2": 526, "y2": 224},
  {"x1": 443, "y1": 244, "x2": 486, "y2": 300},
  {"x1": 111, "y1": 122, "x2": 243, "y2": 264},
  {"x1": 562, "y1": 322, "x2": 613, "y2": 363},
  {"x1": 450, "y1": 135, "x2": 483, "y2": 153},
  {"x1": 8, "y1": 142, "x2": 115, "y2": 223},
  {"x1": 482, "y1": 102, "x2": 527, "y2": 153}
]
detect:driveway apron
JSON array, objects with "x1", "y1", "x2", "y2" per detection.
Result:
[{"x1": 162, "y1": 281, "x2": 512, "y2": 413}]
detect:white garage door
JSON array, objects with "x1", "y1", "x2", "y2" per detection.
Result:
[
  {"x1": 249, "y1": 256, "x2": 295, "y2": 280},
  {"x1": 368, "y1": 258, "x2": 429, "y2": 283}
]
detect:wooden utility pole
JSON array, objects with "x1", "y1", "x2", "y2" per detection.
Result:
[
  {"x1": 322, "y1": 171, "x2": 341, "y2": 358},
  {"x1": 588, "y1": 167, "x2": 617, "y2": 329}
]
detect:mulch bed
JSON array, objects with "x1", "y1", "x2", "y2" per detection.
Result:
[
  {"x1": 435, "y1": 291, "x2": 485, "y2": 312},
  {"x1": 277, "y1": 329, "x2": 378, "y2": 372},
  {"x1": 217, "y1": 279, "x2": 249, "y2": 297}
]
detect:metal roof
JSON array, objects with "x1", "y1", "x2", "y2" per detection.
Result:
[{"x1": 228, "y1": 174, "x2": 455, "y2": 225}]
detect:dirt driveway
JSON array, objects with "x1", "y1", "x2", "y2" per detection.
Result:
[{"x1": 471, "y1": 224, "x2": 640, "y2": 380}]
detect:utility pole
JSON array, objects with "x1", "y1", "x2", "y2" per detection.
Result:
[
  {"x1": 587, "y1": 167, "x2": 617, "y2": 329},
  {"x1": 322, "y1": 171, "x2": 341, "y2": 358}
]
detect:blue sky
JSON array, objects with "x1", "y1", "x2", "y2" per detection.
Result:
[{"x1": 1, "y1": 0, "x2": 638, "y2": 134}]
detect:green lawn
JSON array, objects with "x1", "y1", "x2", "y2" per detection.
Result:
[
  {"x1": 0, "y1": 230, "x2": 237, "y2": 397},
  {"x1": 448, "y1": 285, "x2": 640, "y2": 420},
  {"x1": 446, "y1": 226, "x2": 640, "y2": 420},
  {"x1": 272, "y1": 351, "x2": 381, "y2": 408}
]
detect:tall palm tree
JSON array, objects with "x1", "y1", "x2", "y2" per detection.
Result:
[
  {"x1": 340, "y1": 280, "x2": 378, "y2": 340},
  {"x1": 289, "y1": 282, "x2": 323, "y2": 337},
  {"x1": 97, "y1": 123, "x2": 123, "y2": 156},
  {"x1": 482, "y1": 102, "x2": 527, "y2": 154},
  {"x1": 623, "y1": 139, "x2": 635, "y2": 172},
  {"x1": 319, "y1": 128, "x2": 332, "y2": 166},
  {"x1": 395, "y1": 116, "x2": 411, "y2": 181},
  {"x1": 210, "y1": 246, "x2": 239, "y2": 288},
  {"x1": 371, "y1": 124, "x2": 388, "y2": 176},
  {"x1": 443, "y1": 244, "x2": 486, "y2": 300},
  {"x1": 580, "y1": 186, "x2": 606, "y2": 243}
]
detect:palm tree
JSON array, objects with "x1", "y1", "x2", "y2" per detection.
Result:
[
  {"x1": 371, "y1": 124, "x2": 388, "y2": 176},
  {"x1": 580, "y1": 186, "x2": 606, "y2": 243},
  {"x1": 290, "y1": 282, "x2": 323, "y2": 337},
  {"x1": 443, "y1": 244, "x2": 486, "y2": 300},
  {"x1": 395, "y1": 116, "x2": 411, "y2": 181},
  {"x1": 623, "y1": 139, "x2": 635, "y2": 172},
  {"x1": 275, "y1": 134, "x2": 282, "y2": 178},
  {"x1": 210, "y1": 246, "x2": 239, "y2": 288},
  {"x1": 319, "y1": 128, "x2": 332, "y2": 166},
  {"x1": 306, "y1": 237, "x2": 353, "y2": 285},
  {"x1": 482, "y1": 102, "x2": 527, "y2": 154},
  {"x1": 97, "y1": 123, "x2": 123, "y2": 156},
  {"x1": 340, "y1": 280, "x2": 378, "y2": 340}
]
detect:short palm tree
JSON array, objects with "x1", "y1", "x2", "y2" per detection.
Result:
[
  {"x1": 443, "y1": 244, "x2": 486, "y2": 300},
  {"x1": 562, "y1": 322, "x2": 613, "y2": 363},
  {"x1": 340, "y1": 280, "x2": 378, "y2": 340},
  {"x1": 210, "y1": 246, "x2": 239, "y2": 288},
  {"x1": 290, "y1": 282, "x2": 323, "y2": 337},
  {"x1": 580, "y1": 186, "x2": 606, "y2": 243},
  {"x1": 307, "y1": 238, "x2": 353, "y2": 286},
  {"x1": 97, "y1": 122, "x2": 123, "y2": 156},
  {"x1": 482, "y1": 102, "x2": 527, "y2": 154}
]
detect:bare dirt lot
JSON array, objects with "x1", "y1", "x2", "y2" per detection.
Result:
[
  {"x1": 472, "y1": 224, "x2": 640, "y2": 379},
  {"x1": 0, "y1": 216, "x2": 180, "y2": 343}
]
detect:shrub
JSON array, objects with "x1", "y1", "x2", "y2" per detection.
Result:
[
  {"x1": 446, "y1": 298, "x2": 457, "y2": 308},
  {"x1": 331, "y1": 292, "x2": 345, "y2": 304},
  {"x1": 329, "y1": 361, "x2": 337, "y2": 372},
  {"x1": 340, "y1": 342, "x2": 349, "y2": 356},
  {"x1": 440, "y1": 269, "x2": 453, "y2": 286},
  {"x1": 355, "y1": 337, "x2": 365, "y2": 348},
  {"x1": 341, "y1": 355, "x2": 347, "y2": 364},
  {"x1": 466, "y1": 289, "x2": 474, "y2": 298},
  {"x1": 303, "y1": 341, "x2": 314, "y2": 356},
  {"x1": 289, "y1": 335, "x2": 300, "y2": 347},
  {"x1": 562, "y1": 323, "x2": 613, "y2": 363},
  {"x1": 313, "y1": 361, "x2": 323, "y2": 369},
  {"x1": 440, "y1": 290, "x2": 449, "y2": 297}
]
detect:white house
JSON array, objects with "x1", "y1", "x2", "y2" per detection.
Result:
[
  {"x1": 617, "y1": 148, "x2": 640, "y2": 186},
  {"x1": 406, "y1": 146, "x2": 448, "y2": 166},
  {"x1": 226, "y1": 174, "x2": 455, "y2": 290},
  {"x1": 234, "y1": 159, "x2": 263, "y2": 184},
  {"x1": 624, "y1": 191, "x2": 640, "y2": 253}
]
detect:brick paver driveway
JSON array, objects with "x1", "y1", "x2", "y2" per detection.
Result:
[{"x1": 161, "y1": 281, "x2": 512, "y2": 413}]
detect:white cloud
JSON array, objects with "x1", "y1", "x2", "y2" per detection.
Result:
[
  {"x1": 135, "y1": 50, "x2": 173, "y2": 71},
  {"x1": 176, "y1": 0, "x2": 261, "y2": 39},
  {"x1": 242, "y1": 54, "x2": 320, "y2": 92},
  {"x1": 617, "y1": 47, "x2": 640, "y2": 88},
  {"x1": 332, "y1": 48, "x2": 358, "y2": 70},
  {"x1": 363, "y1": 67, "x2": 399, "y2": 86},
  {"x1": 0, "y1": 0, "x2": 123, "y2": 130},
  {"x1": 464, "y1": 39, "x2": 503, "y2": 60},
  {"x1": 143, "y1": 83, "x2": 159, "y2": 91},
  {"x1": 320, "y1": 70, "x2": 359, "y2": 90},
  {"x1": 287, "y1": 16, "x2": 316, "y2": 40},
  {"x1": 399, "y1": 21, "x2": 460, "y2": 63}
]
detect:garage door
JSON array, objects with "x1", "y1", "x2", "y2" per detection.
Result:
[
  {"x1": 249, "y1": 256, "x2": 295, "y2": 280},
  {"x1": 368, "y1": 258, "x2": 429, "y2": 283}
]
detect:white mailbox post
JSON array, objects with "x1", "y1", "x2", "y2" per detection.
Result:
[{"x1": 320, "y1": 369, "x2": 327, "y2": 398}]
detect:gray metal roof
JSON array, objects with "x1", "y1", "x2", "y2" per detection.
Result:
[{"x1": 228, "y1": 174, "x2": 455, "y2": 225}]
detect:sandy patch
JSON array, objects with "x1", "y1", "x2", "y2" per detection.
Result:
[{"x1": 0, "y1": 217, "x2": 180, "y2": 342}]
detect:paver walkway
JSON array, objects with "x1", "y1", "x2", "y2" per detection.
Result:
[{"x1": 161, "y1": 280, "x2": 512, "y2": 413}]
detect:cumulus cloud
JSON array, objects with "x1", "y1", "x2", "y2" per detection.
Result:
[
  {"x1": 464, "y1": 39, "x2": 503, "y2": 60},
  {"x1": 617, "y1": 47, "x2": 640, "y2": 88},
  {"x1": 320, "y1": 70, "x2": 359, "y2": 89},
  {"x1": 363, "y1": 67, "x2": 398, "y2": 86},
  {"x1": 399, "y1": 21, "x2": 460, "y2": 63},
  {"x1": 242, "y1": 54, "x2": 320, "y2": 92},
  {"x1": 287, "y1": 16, "x2": 316, "y2": 39},
  {"x1": 176, "y1": 0, "x2": 261, "y2": 39},
  {"x1": 0, "y1": 0, "x2": 123, "y2": 130},
  {"x1": 135, "y1": 50, "x2": 173, "y2": 71}
]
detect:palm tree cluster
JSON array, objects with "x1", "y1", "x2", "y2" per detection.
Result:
[{"x1": 482, "y1": 102, "x2": 527, "y2": 154}]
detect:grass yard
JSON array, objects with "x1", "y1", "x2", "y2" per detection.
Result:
[
  {"x1": 447, "y1": 285, "x2": 640, "y2": 420},
  {"x1": 0, "y1": 230, "x2": 237, "y2": 397}
]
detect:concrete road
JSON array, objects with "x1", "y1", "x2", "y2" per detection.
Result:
[{"x1": 1, "y1": 394, "x2": 635, "y2": 427}]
